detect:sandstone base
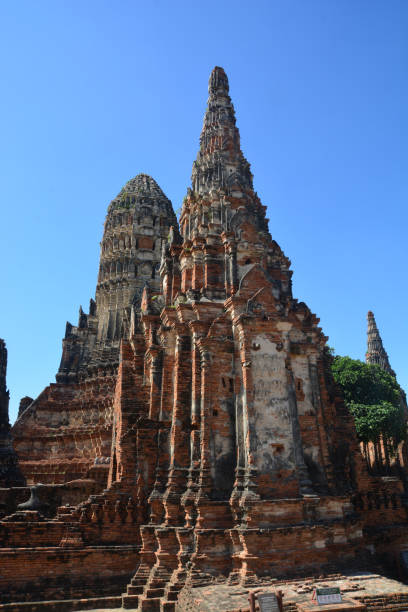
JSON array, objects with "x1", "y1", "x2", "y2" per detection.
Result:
[{"x1": 175, "y1": 573, "x2": 408, "y2": 612}]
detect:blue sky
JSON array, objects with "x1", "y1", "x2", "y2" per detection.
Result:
[{"x1": 0, "y1": 1, "x2": 407, "y2": 423}]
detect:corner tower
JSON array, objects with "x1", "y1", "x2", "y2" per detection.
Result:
[
  {"x1": 176, "y1": 67, "x2": 291, "y2": 302},
  {"x1": 57, "y1": 173, "x2": 177, "y2": 383},
  {"x1": 13, "y1": 174, "x2": 177, "y2": 486}
]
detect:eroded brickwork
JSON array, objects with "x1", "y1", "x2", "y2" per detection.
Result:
[{"x1": 12, "y1": 375, "x2": 116, "y2": 484}]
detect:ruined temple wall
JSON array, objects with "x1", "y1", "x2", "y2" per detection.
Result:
[
  {"x1": 290, "y1": 353, "x2": 331, "y2": 491},
  {"x1": 207, "y1": 336, "x2": 237, "y2": 501},
  {"x1": 12, "y1": 375, "x2": 116, "y2": 485},
  {"x1": 109, "y1": 288, "x2": 363, "y2": 508},
  {"x1": 249, "y1": 334, "x2": 300, "y2": 497},
  {"x1": 108, "y1": 338, "x2": 152, "y2": 489},
  {"x1": 0, "y1": 504, "x2": 141, "y2": 548},
  {"x1": 192, "y1": 520, "x2": 364, "y2": 579},
  {"x1": 0, "y1": 546, "x2": 139, "y2": 604}
]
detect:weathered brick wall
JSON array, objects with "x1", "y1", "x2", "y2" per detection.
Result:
[
  {"x1": 12, "y1": 376, "x2": 116, "y2": 485},
  {"x1": 0, "y1": 546, "x2": 139, "y2": 603}
]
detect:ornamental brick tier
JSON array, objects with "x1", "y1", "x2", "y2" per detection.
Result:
[{"x1": 1, "y1": 67, "x2": 408, "y2": 611}]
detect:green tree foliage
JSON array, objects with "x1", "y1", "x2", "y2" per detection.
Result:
[{"x1": 331, "y1": 356, "x2": 406, "y2": 449}]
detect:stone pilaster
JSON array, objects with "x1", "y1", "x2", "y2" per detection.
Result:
[{"x1": 163, "y1": 333, "x2": 192, "y2": 525}]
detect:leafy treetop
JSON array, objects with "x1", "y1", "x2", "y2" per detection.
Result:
[{"x1": 331, "y1": 355, "x2": 405, "y2": 448}]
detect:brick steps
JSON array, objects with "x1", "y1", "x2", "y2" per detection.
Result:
[
  {"x1": 126, "y1": 585, "x2": 144, "y2": 595},
  {"x1": 122, "y1": 593, "x2": 140, "y2": 609},
  {"x1": 139, "y1": 597, "x2": 161, "y2": 611},
  {"x1": 145, "y1": 588, "x2": 165, "y2": 598},
  {"x1": 122, "y1": 563, "x2": 180, "y2": 611}
]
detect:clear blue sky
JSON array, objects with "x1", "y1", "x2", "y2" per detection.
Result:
[{"x1": 0, "y1": 1, "x2": 407, "y2": 423}]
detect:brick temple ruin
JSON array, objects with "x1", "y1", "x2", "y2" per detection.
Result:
[
  {"x1": 1, "y1": 67, "x2": 408, "y2": 611},
  {"x1": 11, "y1": 174, "x2": 177, "y2": 486}
]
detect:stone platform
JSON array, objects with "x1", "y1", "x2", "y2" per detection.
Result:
[
  {"x1": 175, "y1": 573, "x2": 408, "y2": 612},
  {"x1": 2, "y1": 572, "x2": 408, "y2": 611}
]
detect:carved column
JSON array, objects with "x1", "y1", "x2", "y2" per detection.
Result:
[
  {"x1": 230, "y1": 383, "x2": 245, "y2": 514},
  {"x1": 182, "y1": 323, "x2": 205, "y2": 513},
  {"x1": 170, "y1": 245, "x2": 182, "y2": 300},
  {"x1": 191, "y1": 238, "x2": 205, "y2": 292},
  {"x1": 236, "y1": 322, "x2": 260, "y2": 504},
  {"x1": 180, "y1": 243, "x2": 193, "y2": 294},
  {"x1": 148, "y1": 347, "x2": 162, "y2": 421},
  {"x1": 163, "y1": 333, "x2": 191, "y2": 525},
  {"x1": 222, "y1": 231, "x2": 238, "y2": 296},
  {"x1": 196, "y1": 345, "x2": 213, "y2": 501}
]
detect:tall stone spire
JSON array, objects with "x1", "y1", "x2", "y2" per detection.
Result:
[
  {"x1": 177, "y1": 67, "x2": 291, "y2": 301},
  {"x1": 191, "y1": 66, "x2": 253, "y2": 195},
  {"x1": 0, "y1": 339, "x2": 24, "y2": 486},
  {"x1": 366, "y1": 311, "x2": 394, "y2": 375},
  {"x1": 57, "y1": 173, "x2": 177, "y2": 382}
]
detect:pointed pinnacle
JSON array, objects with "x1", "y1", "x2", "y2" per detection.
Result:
[
  {"x1": 209, "y1": 66, "x2": 229, "y2": 95},
  {"x1": 366, "y1": 311, "x2": 394, "y2": 375},
  {"x1": 191, "y1": 67, "x2": 253, "y2": 195}
]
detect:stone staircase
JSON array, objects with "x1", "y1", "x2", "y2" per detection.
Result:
[
  {"x1": 122, "y1": 562, "x2": 202, "y2": 611},
  {"x1": 122, "y1": 563, "x2": 151, "y2": 609},
  {"x1": 123, "y1": 563, "x2": 175, "y2": 611},
  {"x1": 160, "y1": 568, "x2": 189, "y2": 611}
]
